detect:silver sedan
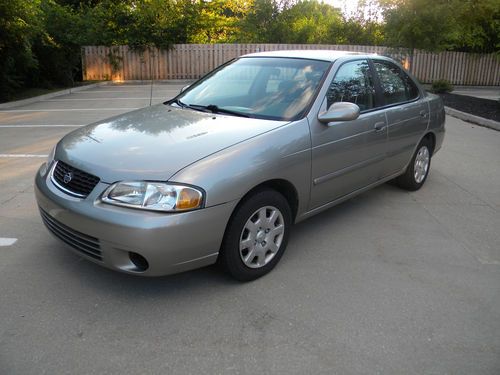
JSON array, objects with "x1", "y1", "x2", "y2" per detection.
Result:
[{"x1": 35, "y1": 50, "x2": 445, "y2": 281}]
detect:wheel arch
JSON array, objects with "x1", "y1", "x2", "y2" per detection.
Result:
[
  {"x1": 422, "y1": 131, "x2": 436, "y2": 155},
  {"x1": 238, "y1": 179, "x2": 299, "y2": 222}
]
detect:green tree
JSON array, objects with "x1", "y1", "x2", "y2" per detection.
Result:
[
  {"x1": 378, "y1": 0, "x2": 499, "y2": 54},
  {"x1": 190, "y1": 0, "x2": 251, "y2": 43},
  {"x1": 238, "y1": 0, "x2": 286, "y2": 42},
  {"x1": 452, "y1": 0, "x2": 499, "y2": 53},
  {"x1": 379, "y1": 0, "x2": 459, "y2": 52},
  {"x1": 33, "y1": 1, "x2": 86, "y2": 87},
  {"x1": 378, "y1": 0, "x2": 462, "y2": 71},
  {"x1": 0, "y1": 0, "x2": 42, "y2": 100},
  {"x1": 280, "y1": 0, "x2": 344, "y2": 44},
  {"x1": 126, "y1": 0, "x2": 202, "y2": 47},
  {"x1": 341, "y1": 0, "x2": 385, "y2": 45}
]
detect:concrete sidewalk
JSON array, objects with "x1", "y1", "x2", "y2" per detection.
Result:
[{"x1": 451, "y1": 86, "x2": 499, "y2": 101}]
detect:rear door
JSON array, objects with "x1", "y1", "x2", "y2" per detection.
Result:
[
  {"x1": 309, "y1": 59, "x2": 388, "y2": 209},
  {"x1": 372, "y1": 60, "x2": 429, "y2": 177}
]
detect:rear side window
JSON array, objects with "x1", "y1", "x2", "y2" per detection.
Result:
[
  {"x1": 326, "y1": 59, "x2": 375, "y2": 111},
  {"x1": 373, "y1": 60, "x2": 419, "y2": 105}
]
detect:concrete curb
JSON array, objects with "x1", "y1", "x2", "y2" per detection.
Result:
[
  {"x1": 445, "y1": 106, "x2": 500, "y2": 131},
  {"x1": 0, "y1": 82, "x2": 111, "y2": 109}
]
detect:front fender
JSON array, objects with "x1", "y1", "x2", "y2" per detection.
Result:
[{"x1": 169, "y1": 118, "x2": 312, "y2": 218}]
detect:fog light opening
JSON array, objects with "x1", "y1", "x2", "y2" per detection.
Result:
[{"x1": 129, "y1": 252, "x2": 149, "y2": 272}]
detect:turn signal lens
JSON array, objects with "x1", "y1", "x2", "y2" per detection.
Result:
[{"x1": 177, "y1": 188, "x2": 203, "y2": 210}]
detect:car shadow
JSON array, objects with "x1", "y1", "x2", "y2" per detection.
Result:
[
  {"x1": 292, "y1": 183, "x2": 401, "y2": 234},
  {"x1": 47, "y1": 182, "x2": 405, "y2": 298}
]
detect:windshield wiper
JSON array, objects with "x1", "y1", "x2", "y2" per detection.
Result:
[
  {"x1": 166, "y1": 98, "x2": 187, "y2": 108},
  {"x1": 187, "y1": 104, "x2": 250, "y2": 118}
]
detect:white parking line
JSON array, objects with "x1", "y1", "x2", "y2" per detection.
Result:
[
  {"x1": 74, "y1": 90, "x2": 173, "y2": 93},
  {"x1": 106, "y1": 84, "x2": 180, "y2": 87},
  {"x1": 43, "y1": 98, "x2": 164, "y2": 101},
  {"x1": 0, "y1": 238, "x2": 18, "y2": 246},
  {"x1": 0, "y1": 125, "x2": 82, "y2": 128},
  {"x1": 0, "y1": 108, "x2": 138, "y2": 112},
  {"x1": 0, "y1": 154, "x2": 48, "y2": 158}
]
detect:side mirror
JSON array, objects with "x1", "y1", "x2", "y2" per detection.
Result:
[
  {"x1": 180, "y1": 84, "x2": 190, "y2": 93},
  {"x1": 318, "y1": 102, "x2": 360, "y2": 124}
]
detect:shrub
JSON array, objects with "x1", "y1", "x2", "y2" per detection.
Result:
[{"x1": 431, "y1": 79, "x2": 454, "y2": 93}]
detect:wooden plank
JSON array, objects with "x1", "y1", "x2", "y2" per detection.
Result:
[
  {"x1": 172, "y1": 45, "x2": 178, "y2": 80},
  {"x1": 475, "y1": 54, "x2": 482, "y2": 85},
  {"x1": 488, "y1": 54, "x2": 498, "y2": 85},
  {"x1": 481, "y1": 54, "x2": 491, "y2": 85},
  {"x1": 182, "y1": 44, "x2": 186, "y2": 78},
  {"x1": 167, "y1": 48, "x2": 172, "y2": 79},
  {"x1": 458, "y1": 52, "x2": 465, "y2": 85},
  {"x1": 482, "y1": 54, "x2": 491, "y2": 86},
  {"x1": 452, "y1": 52, "x2": 458, "y2": 84}
]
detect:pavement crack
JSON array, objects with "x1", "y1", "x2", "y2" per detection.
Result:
[
  {"x1": 419, "y1": 201, "x2": 497, "y2": 266},
  {"x1": 0, "y1": 195, "x2": 17, "y2": 205},
  {"x1": 434, "y1": 170, "x2": 498, "y2": 213}
]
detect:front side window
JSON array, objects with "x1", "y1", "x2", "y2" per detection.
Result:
[
  {"x1": 177, "y1": 57, "x2": 330, "y2": 121},
  {"x1": 373, "y1": 60, "x2": 419, "y2": 105},
  {"x1": 326, "y1": 59, "x2": 375, "y2": 111}
]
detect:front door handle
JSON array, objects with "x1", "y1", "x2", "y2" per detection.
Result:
[{"x1": 374, "y1": 122, "x2": 386, "y2": 132}]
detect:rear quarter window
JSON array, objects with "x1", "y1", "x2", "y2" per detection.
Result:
[{"x1": 373, "y1": 60, "x2": 419, "y2": 105}]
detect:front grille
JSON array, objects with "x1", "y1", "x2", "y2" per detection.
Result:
[
  {"x1": 39, "y1": 208, "x2": 102, "y2": 261},
  {"x1": 52, "y1": 160, "x2": 100, "y2": 198}
]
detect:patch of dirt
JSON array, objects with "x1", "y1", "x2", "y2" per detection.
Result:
[{"x1": 439, "y1": 93, "x2": 500, "y2": 122}]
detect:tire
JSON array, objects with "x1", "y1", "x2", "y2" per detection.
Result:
[
  {"x1": 395, "y1": 138, "x2": 432, "y2": 191},
  {"x1": 219, "y1": 189, "x2": 292, "y2": 281}
]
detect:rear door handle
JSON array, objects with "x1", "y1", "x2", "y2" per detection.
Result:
[
  {"x1": 420, "y1": 110, "x2": 428, "y2": 118},
  {"x1": 374, "y1": 122, "x2": 386, "y2": 132}
]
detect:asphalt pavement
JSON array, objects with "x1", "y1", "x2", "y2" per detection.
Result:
[{"x1": 0, "y1": 83, "x2": 499, "y2": 375}]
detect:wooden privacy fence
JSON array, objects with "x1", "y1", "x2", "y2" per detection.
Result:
[{"x1": 82, "y1": 44, "x2": 500, "y2": 86}]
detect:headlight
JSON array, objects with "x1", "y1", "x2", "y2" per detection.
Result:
[{"x1": 101, "y1": 181, "x2": 204, "y2": 212}]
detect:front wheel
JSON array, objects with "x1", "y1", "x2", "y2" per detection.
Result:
[
  {"x1": 219, "y1": 189, "x2": 292, "y2": 281},
  {"x1": 395, "y1": 138, "x2": 432, "y2": 191}
]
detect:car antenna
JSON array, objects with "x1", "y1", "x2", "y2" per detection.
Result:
[{"x1": 149, "y1": 46, "x2": 154, "y2": 107}]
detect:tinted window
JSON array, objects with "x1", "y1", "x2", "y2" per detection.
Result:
[
  {"x1": 373, "y1": 61, "x2": 419, "y2": 105},
  {"x1": 326, "y1": 60, "x2": 375, "y2": 111}
]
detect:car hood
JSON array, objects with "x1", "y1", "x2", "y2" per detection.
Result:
[{"x1": 56, "y1": 104, "x2": 288, "y2": 183}]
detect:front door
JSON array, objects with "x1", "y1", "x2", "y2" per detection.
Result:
[{"x1": 309, "y1": 59, "x2": 388, "y2": 209}]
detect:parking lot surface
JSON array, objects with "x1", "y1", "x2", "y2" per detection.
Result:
[{"x1": 1, "y1": 83, "x2": 499, "y2": 375}]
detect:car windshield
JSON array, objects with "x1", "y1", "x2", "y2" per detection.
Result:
[{"x1": 175, "y1": 57, "x2": 331, "y2": 121}]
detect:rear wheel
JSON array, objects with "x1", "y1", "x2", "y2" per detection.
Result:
[
  {"x1": 395, "y1": 138, "x2": 432, "y2": 191},
  {"x1": 219, "y1": 189, "x2": 292, "y2": 281}
]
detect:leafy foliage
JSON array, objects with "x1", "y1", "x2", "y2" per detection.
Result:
[
  {"x1": 431, "y1": 79, "x2": 454, "y2": 93},
  {"x1": 1, "y1": 0, "x2": 498, "y2": 101},
  {"x1": 379, "y1": 0, "x2": 499, "y2": 53},
  {"x1": 0, "y1": 0, "x2": 43, "y2": 98}
]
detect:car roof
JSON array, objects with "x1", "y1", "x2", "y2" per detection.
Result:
[{"x1": 241, "y1": 50, "x2": 378, "y2": 62}]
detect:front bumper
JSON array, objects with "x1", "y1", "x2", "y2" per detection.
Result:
[{"x1": 35, "y1": 163, "x2": 237, "y2": 276}]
